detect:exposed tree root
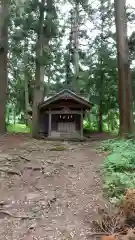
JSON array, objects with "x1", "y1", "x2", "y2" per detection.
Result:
[{"x1": 0, "y1": 210, "x2": 40, "y2": 220}]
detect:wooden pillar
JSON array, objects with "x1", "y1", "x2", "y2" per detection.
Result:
[
  {"x1": 48, "y1": 109, "x2": 52, "y2": 136},
  {"x1": 80, "y1": 108, "x2": 83, "y2": 139}
]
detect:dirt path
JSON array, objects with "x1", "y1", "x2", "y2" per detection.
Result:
[{"x1": 0, "y1": 138, "x2": 105, "y2": 240}]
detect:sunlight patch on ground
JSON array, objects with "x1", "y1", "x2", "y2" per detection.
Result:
[{"x1": 7, "y1": 124, "x2": 30, "y2": 133}]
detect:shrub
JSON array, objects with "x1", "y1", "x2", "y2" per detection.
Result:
[
  {"x1": 102, "y1": 139, "x2": 135, "y2": 202},
  {"x1": 100, "y1": 139, "x2": 135, "y2": 153},
  {"x1": 103, "y1": 172, "x2": 135, "y2": 198},
  {"x1": 103, "y1": 151, "x2": 135, "y2": 172}
]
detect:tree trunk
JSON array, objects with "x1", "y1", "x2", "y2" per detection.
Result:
[
  {"x1": 98, "y1": 104, "x2": 103, "y2": 132},
  {"x1": 65, "y1": 10, "x2": 73, "y2": 88},
  {"x1": 0, "y1": 0, "x2": 8, "y2": 134},
  {"x1": 32, "y1": 52, "x2": 45, "y2": 138},
  {"x1": 114, "y1": 0, "x2": 134, "y2": 137},
  {"x1": 32, "y1": 0, "x2": 53, "y2": 138},
  {"x1": 24, "y1": 70, "x2": 29, "y2": 126},
  {"x1": 98, "y1": 67, "x2": 104, "y2": 132},
  {"x1": 47, "y1": 74, "x2": 50, "y2": 96},
  {"x1": 73, "y1": 0, "x2": 79, "y2": 93},
  {"x1": 7, "y1": 108, "x2": 10, "y2": 124},
  {"x1": 32, "y1": 0, "x2": 45, "y2": 138},
  {"x1": 98, "y1": 0, "x2": 104, "y2": 133},
  {"x1": 111, "y1": 111, "x2": 115, "y2": 131},
  {"x1": 13, "y1": 106, "x2": 16, "y2": 125},
  {"x1": 23, "y1": 38, "x2": 30, "y2": 126}
]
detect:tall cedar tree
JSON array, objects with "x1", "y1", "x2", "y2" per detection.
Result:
[
  {"x1": 32, "y1": 0, "x2": 55, "y2": 138},
  {"x1": 0, "y1": 0, "x2": 8, "y2": 134},
  {"x1": 32, "y1": 0, "x2": 46, "y2": 138},
  {"x1": 72, "y1": 0, "x2": 79, "y2": 93},
  {"x1": 98, "y1": 0, "x2": 104, "y2": 132},
  {"x1": 114, "y1": 0, "x2": 134, "y2": 136}
]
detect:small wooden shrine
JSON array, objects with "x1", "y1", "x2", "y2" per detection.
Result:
[{"x1": 38, "y1": 89, "x2": 92, "y2": 139}]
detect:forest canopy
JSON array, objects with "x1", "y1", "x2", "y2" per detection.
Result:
[{"x1": 0, "y1": 0, "x2": 135, "y2": 137}]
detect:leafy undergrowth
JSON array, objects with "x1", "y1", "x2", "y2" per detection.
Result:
[
  {"x1": 101, "y1": 139, "x2": 135, "y2": 203},
  {"x1": 7, "y1": 124, "x2": 30, "y2": 133}
]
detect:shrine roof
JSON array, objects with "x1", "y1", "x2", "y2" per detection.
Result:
[{"x1": 39, "y1": 89, "x2": 92, "y2": 109}]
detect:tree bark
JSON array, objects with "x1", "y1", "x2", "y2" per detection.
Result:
[
  {"x1": 98, "y1": 0, "x2": 104, "y2": 133},
  {"x1": 98, "y1": 104, "x2": 103, "y2": 132},
  {"x1": 32, "y1": 0, "x2": 54, "y2": 138},
  {"x1": 13, "y1": 105, "x2": 16, "y2": 125},
  {"x1": 32, "y1": 0, "x2": 45, "y2": 138},
  {"x1": 7, "y1": 108, "x2": 10, "y2": 124},
  {"x1": 0, "y1": 0, "x2": 8, "y2": 134},
  {"x1": 24, "y1": 70, "x2": 29, "y2": 126},
  {"x1": 23, "y1": 38, "x2": 30, "y2": 127},
  {"x1": 114, "y1": 0, "x2": 134, "y2": 137},
  {"x1": 98, "y1": 62, "x2": 104, "y2": 132},
  {"x1": 73, "y1": 0, "x2": 79, "y2": 93},
  {"x1": 65, "y1": 10, "x2": 73, "y2": 88}
]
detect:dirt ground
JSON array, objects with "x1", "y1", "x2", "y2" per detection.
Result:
[{"x1": 0, "y1": 134, "x2": 106, "y2": 240}]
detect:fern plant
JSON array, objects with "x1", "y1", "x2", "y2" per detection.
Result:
[{"x1": 101, "y1": 139, "x2": 135, "y2": 202}]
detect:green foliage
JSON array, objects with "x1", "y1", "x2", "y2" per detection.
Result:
[
  {"x1": 103, "y1": 171, "x2": 135, "y2": 199},
  {"x1": 83, "y1": 119, "x2": 91, "y2": 130},
  {"x1": 7, "y1": 124, "x2": 30, "y2": 133},
  {"x1": 102, "y1": 139, "x2": 135, "y2": 202},
  {"x1": 7, "y1": 0, "x2": 135, "y2": 135},
  {"x1": 100, "y1": 139, "x2": 135, "y2": 152},
  {"x1": 104, "y1": 151, "x2": 135, "y2": 172}
]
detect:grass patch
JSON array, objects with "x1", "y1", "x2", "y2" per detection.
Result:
[
  {"x1": 101, "y1": 139, "x2": 135, "y2": 203},
  {"x1": 7, "y1": 124, "x2": 30, "y2": 133}
]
